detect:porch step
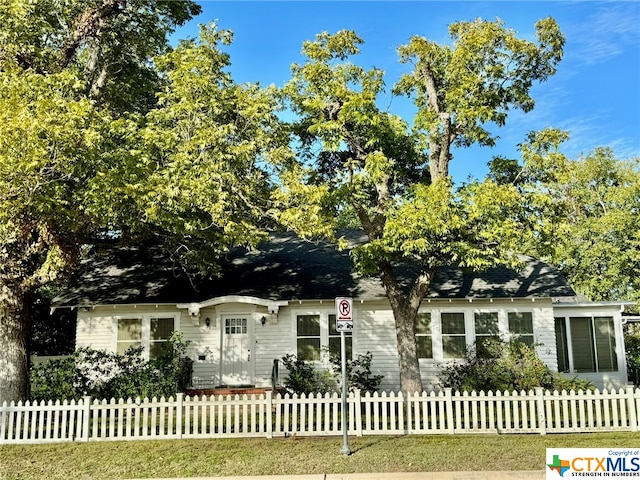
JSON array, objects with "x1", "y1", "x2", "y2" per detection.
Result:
[{"x1": 185, "y1": 386, "x2": 280, "y2": 397}]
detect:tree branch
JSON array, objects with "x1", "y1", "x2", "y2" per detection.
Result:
[{"x1": 60, "y1": 0, "x2": 127, "y2": 68}]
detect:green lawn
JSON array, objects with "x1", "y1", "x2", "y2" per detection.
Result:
[{"x1": 1, "y1": 433, "x2": 638, "y2": 480}]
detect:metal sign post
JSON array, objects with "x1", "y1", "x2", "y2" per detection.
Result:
[{"x1": 335, "y1": 297, "x2": 352, "y2": 456}]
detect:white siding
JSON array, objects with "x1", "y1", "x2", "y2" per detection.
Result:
[
  {"x1": 532, "y1": 304, "x2": 557, "y2": 370},
  {"x1": 73, "y1": 298, "x2": 628, "y2": 392},
  {"x1": 355, "y1": 305, "x2": 400, "y2": 392},
  {"x1": 76, "y1": 305, "x2": 183, "y2": 354},
  {"x1": 182, "y1": 307, "x2": 219, "y2": 388},
  {"x1": 254, "y1": 306, "x2": 293, "y2": 388},
  {"x1": 75, "y1": 309, "x2": 116, "y2": 351}
]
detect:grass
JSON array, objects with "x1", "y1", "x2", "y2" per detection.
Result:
[{"x1": 1, "y1": 432, "x2": 638, "y2": 480}]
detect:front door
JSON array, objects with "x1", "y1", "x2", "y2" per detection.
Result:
[{"x1": 220, "y1": 315, "x2": 253, "y2": 386}]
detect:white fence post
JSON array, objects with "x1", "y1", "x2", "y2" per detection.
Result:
[
  {"x1": 406, "y1": 391, "x2": 412, "y2": 435},
  {"x1": 0, "y1": 400, "x2": 6, "y2": 442},
  {"x1": 266, "y1": 390, "x2": 273, "y2": 439},
  {"x1": 176, "y1": 393, "x2": 184, "y2": 439},
  {"x1": 444, "y1": 388, "x2": 454, "y2": 434},
  {"x1": 354, "y1": 389, "x2": 362, "y2": 437},
  {"x1": 626, "y1": 386, "x2": 638, "y2": 432},
  {"x1": 535, "y1": 388, "x2": 546, "y2": 436},
  {"x1": 81, "y1": 396, "x2": 91, "y2": 442}
]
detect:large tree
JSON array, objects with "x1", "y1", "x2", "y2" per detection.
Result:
[
  {"x1": 490, "y1": 135, "x2": 640, "y2": 305},
  {"x1": 554, "y1": 149, "x2": 640, "y2": 304},
  {"x1": 276, "y1": 18, "x2": 565, "y2": 393},
  {"x1": 0, "y1": 1, "x2": 285, "y2": 403}
]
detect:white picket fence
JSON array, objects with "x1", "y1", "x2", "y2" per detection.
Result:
[{"x1": 1, "y1": 387, "x2": 639, "y2": 445}]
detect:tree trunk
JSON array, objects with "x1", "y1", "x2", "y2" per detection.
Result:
[
  {"x1": 0, "y1": 285, "x2": 33, "y2": 404},
  {"x1": 429, "y1": 113, "x2": 452, "y2": 180},
  {"x1": 390, "y1": 296, "x2": 423, "y2": 394},
  {"x1": 377, "y1": 261, "x2": 425, "y2": 394}
]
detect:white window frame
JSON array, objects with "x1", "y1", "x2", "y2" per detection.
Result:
[
  {"x1": 292, "y1": 310, "x2": 353, "y2": 364},
  {"x1": 554, "y1": 316, "x2": 618, "y2": 374},
  {"x1": 506, "y1": 310, "x2": 535, "y2": 347},
  {"x1": 440, "y1": 311, "x2": 468, "y2": 360},
  {"x1": 426, "y1": 308, "x2": 536, "y2": 362},
  {"x1": 415, "y1": 312, "x2": 434, "y2": 359},
  {"x1": 113, "y1": 313, "x2": 180, "y2": 360},
  {"x1": 473, "y1": 311, "x2": 500, "y2": 356}
]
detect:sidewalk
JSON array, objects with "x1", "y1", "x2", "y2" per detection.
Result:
[{"x1": 142, "y1": 471, "x2": 546, "y2": 480}]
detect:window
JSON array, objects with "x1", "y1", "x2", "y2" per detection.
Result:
[
  {"x1": 149, "y1": 317, "x2": 175, "y2": 359},
  {"x1": 442, "y1": 313, "x2": 466, "y2": 358},
  {"x1": 328, "y1": 314, "x2": 352, "y2": 359},
  {"x1": 554, "y1": 318, "x2": 570, "y2": 373},
  {"x1": 593, "y1": 317, "x2": 618, "y2": 371},
  {"x1": 508, "y1": 312, "x2": 534, "y2": 347},
  {"x1": 117, "y1": 318, "x2": 142, "y2": 355},
  {"x1": 225, "y1": 317, "x2": 248, "y2": 335},
  {"x1": 295, "y1": 312, "x2": 354, "y2": 362},
  {"x1": 555, "y1": 316, "x2": 618, "y2": 373},
  {"x1": 115, "y1": 315, "x2": 177, "y2": 360},
  {"x1": 474, "y1": 312, "x2": 499, "y2": 357},
  {"x1": 415, "y1": 313, "x2": 433, "y2": 359},
  {"x1": 297, "y1": 314, "x2": 321, "y2": 361}
]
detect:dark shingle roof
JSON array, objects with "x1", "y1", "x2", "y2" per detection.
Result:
[{"x1": 53, "y1": 232, "x2": 576, "y2": 307}]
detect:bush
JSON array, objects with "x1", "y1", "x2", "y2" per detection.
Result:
[
  {"x1": 30, "y1": 332, "x2": 193, "y2": 401},
  {"x1": 281, "y1": 351, "x2": 383, "y2": 395},
  {"x1": 280, "y1": 354, "x2": 336, "y2": 395},
  {"x1": 624, "y1": 324, "x2": 640, "y2": 386},
  {"x1": 438, "y1": 338, "x2": 593, "y2": 393},
  {"x1": 328, "y1": 351, "x2": 383, "y2": 394},
  {"x1": 29, "y1": 355, "x2": 78, "y2": 401}
]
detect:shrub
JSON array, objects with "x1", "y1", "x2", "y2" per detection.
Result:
[
  {"x1": 328, "y1": 351, "x2": 383, "y2": 394},
  {"x1": 624, "y1": 324, "x2": 640, "y2": 386},
  {"x1": 30, "y1": 332, "x2": 193, "y2": 401},
  {"x1": 280, "y1": 354, "x2": 336, "y2": 395},
  {"x1": 150, "y1": 332, "x2": 194, "y2": 393},
  {"x1": 438, "y1": 337, "x2": 593, "y2": 393},
  {"x1": 30, "y1": 355, "x2": 78, "y2": 401},
  {"x1": 281, "y1": 351, "x2": 383, "y2": 395}
]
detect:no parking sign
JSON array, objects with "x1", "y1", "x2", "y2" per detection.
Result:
[{"x1": 335, "y1": 297, "x2": 353, "y2": 332}]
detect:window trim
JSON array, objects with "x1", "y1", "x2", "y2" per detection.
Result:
[
  {"x1": 113, "y1": 313, "x2": 180, "y2": 360},
  {"x1": 554, "y1": 316, "x2": 619, "y2": 374},
  {"x1": 415, "y1": 312, "x2": 433, "y2": 359},
  {"x1": 425, "y1": 309, "x2": 537, "y2": 362},
  {"x1": 474, "y1": 311, "x2": 500, "y2": 356},
  {"x1": 507, "y1": 311, "x2": 535, "y2": 347},
  {"x1": 441, "y1": 311, "x2": 467, "y2": 359},
  {"x1": 295, "y1": 313, "x2": 322, "y2": 361}
]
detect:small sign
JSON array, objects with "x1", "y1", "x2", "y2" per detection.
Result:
[{"x1": 335, "y1": 297, "x2": 353, "y2": 332}]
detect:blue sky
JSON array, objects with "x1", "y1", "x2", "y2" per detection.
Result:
[{"x1": 172, "y1": 1, "x2": 640, "y2": 182}]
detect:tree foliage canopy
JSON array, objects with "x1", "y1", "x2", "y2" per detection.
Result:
[
  {"x1": 490, "y1": 136, "x2": 640, "y2": 305},
  {"x1": 0, "y1": 0, "x2": 284, "y2": 402},
  {"x1": 395, "y1": 17, "x2": 564, "y2": 178}
]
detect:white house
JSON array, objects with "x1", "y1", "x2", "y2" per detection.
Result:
[{"x1": 53, "y1": 232, "x2": 632, "y2": 391}]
